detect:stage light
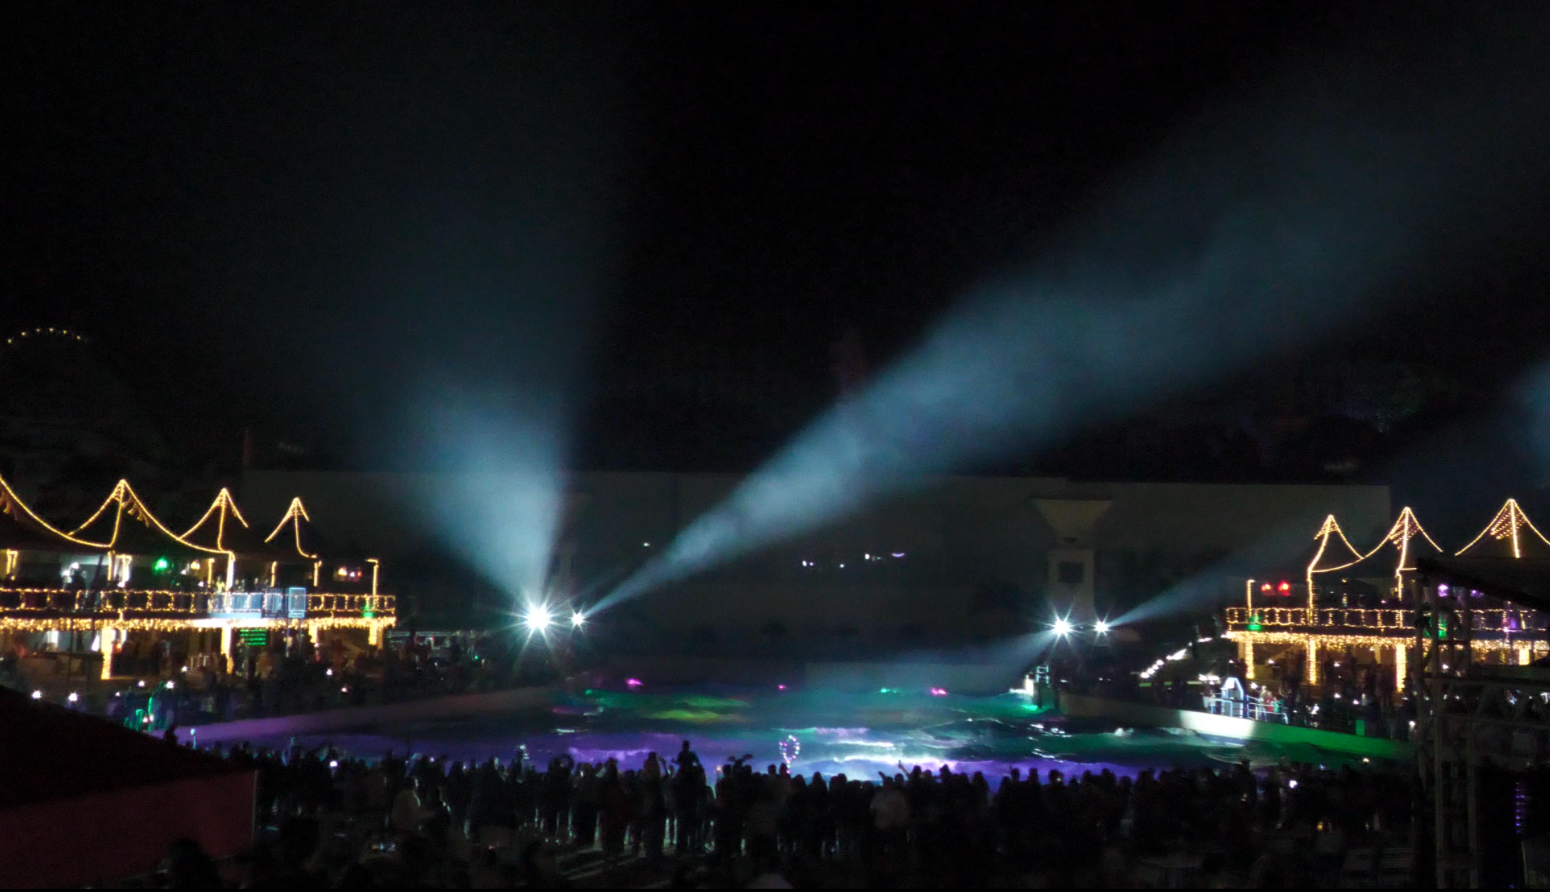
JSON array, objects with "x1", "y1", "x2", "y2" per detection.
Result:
[
  {"x1": 30, "y1": 690, "x2": 41, "y2": 700},
  {"x1": 523, "y1": 604, "x2": 554, "y2": 634},
  {"x1": 571, "y1": 610, "x2": 586, "y2": 629},
  {"x1": 1095, "y1": 619, "x2": 1110, "y2": 635},
  {"x1": 1053, "y1": 617, "x2": 1073, "y2": 637}
]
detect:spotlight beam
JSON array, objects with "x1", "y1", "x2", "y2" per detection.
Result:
[{"x1": 599, "y1": 10, "x2": 1550, "y2": 613}]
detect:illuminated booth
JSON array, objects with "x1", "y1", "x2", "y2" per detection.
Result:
[
  {"x1": 1226, "y1": 500, "x2": 1550, "y2": 693},
  {"x1": 0, "y1": 475, "x2": 394, "y2": 680}
]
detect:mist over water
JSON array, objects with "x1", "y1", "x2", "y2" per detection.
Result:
[{"x1": 601, "y1": 8, "x2": 1550, "y2": 612}]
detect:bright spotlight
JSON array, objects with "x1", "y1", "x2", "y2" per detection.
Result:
[
  {"x1": 571, "y1": 610, "x2": 586, "y2": 629},
  {"x1": 1095, "y1": 619, "x2": 1111, "y2": 635},
  {"x1": 523, "y1": 604, "x2": 554, "y2": 634},
  {"x1": 1053, "y1": 617, "x2": 1073, "y2": 637}
]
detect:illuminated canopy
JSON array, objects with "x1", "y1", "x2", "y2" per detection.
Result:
[
  {"x1": 70, "y1": 480, "x2": 228, "y2": 558},
  {"x1": 0, "y1": 474, "x2": 101, "y2": 553},
  {"x1": 264, "y1": 497, "x2": 326, "y2": 561},
  {"x1": 180, "y1": 488, "x2": 274, "y2": 558},
  {"x1": 1305, "y1": 514, "x2": 1365, "y2": 575},
  {"x1": 1456, "y1": 499, "x2": 1550, "y2": 561},
  {"x1": 1312, "y1": 506, "x2": 1444, "y2": 594}
]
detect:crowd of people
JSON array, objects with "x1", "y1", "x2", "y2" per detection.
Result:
[
  {"x1": 145, "y1": 738, "x2": 1418, "y2": 888},
  {"x1": 4, "y1": 631, "x2": 556, "y2": 732}
]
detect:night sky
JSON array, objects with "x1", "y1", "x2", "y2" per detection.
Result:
[{"x1": 4, "y1": 2, "x2": 1550, "y2": 524}]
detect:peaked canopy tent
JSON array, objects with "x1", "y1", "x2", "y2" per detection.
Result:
[
  {"x1": 72, "y1": 480, "x2": 230, "y2": 558},
  {"x1": 0, "y1": 473, "x2": 107, "y2": 566},
  {"x1": 265, "y1": 496, "x2": 323, "y2": 588},
  {"x1": 264, "y1": 497, "x2": 326, "y2": 563},
  {"x1": 1309, "y1": 506, "x2": 1445, "y2": 604},
  {"x1": 0, "y1": 474, "x2": 96, "y2": 550},
  {"x1": 1281, "y1": 514, "x2": 1367, "y2": 611},
  {"x1": 70, "y1": 480, "x2": 232, "y2": 586},
  {"x1": 263, "y1": 496, "x2": 379, "y2": 592},
  {"x1": 1456, "y1": 499, "x2": 1550, "y2": 562},
  {"x1": 181, "y1": 488, "x2": 281, "y2": 587}
]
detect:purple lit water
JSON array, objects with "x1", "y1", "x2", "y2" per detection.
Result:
[{"x1": 211, "y1": 687, "x2": 1376, "y2": 779}]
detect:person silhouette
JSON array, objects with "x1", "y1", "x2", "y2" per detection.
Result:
[{"x1": 674, "y1": 739, "x2": 700, "y2": 770}]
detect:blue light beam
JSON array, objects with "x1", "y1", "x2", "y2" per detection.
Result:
[{"x1": 599, "y1": 9, "x2": 1550, "y2": 613}]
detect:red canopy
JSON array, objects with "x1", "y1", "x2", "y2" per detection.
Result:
[{"x1": 0, "y1": 688, "x2": 254, "y2": 886}]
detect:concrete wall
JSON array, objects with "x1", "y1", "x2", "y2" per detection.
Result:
[{"x1": 240, "y1": 471, "x2": 1390, "y2": 643}]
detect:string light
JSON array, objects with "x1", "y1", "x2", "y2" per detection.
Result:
[
  {"x1": 1303, "y1": 515, "x2": 1365, "y2": 611},
  {"x1": 71, "y1": 480, "x2": 232, "y2": 560},
  {"x1": 0, "y1": 472, "x2": 103, "y2": 549},
  {"x1": 1457, "y1": 498, "x2": 1550, "y2": 559},
  {"x1": 0, "y1": 614, "x2": 395, "y2": 634},
  {"x1": 265, "y1": 498, "x2": 320, "y2": 560},
  {"x1": 0, "y1": 588, "x2": 393, "y2": 618},
  {"x1": 180, "y1": 488, "x2": 254, "y2": 589},
  {"x1": 1227, "y1": 605, "x2": 1537, "y2": 635},
  {"x1": 1227, "y1": 629, "x2": 1544, "y2": 653},
  {"x1": 3, "y1": 327, "x2": 87, "y2": 348},
  {"x1": 180, "y1": 488, "x2": 251, "y2": 547},
  {"x1": 1314, "y1": 507, "x2": 1443, "y2": 597}
]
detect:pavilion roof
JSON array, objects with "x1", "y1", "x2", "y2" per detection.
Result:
[
  {"x1": 1455, "y1": 499, "x2": 1550, "y2": 561},
  {"x1": 0, "y1": 472, "x2": 102, "y2": 553},
  {"x1": 1312, "y1": 506, "x2": 1444, "y2": 584},
  {"x1": 180, "y1": 488, "x2": 274, "y2": 558},
  {"x1": 263, "y1": 497, "x2": 330, "y2": 562},
  {"x1": 70, "y1": 480, "x2": 228, "y2": 558},
  {"x1": 1301, "y1": 514, "x2": 1367, "y2": 577}
]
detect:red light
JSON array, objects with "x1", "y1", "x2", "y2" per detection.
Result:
[{"x1": 1278, "y1": 581, "x2": 1291, "y2": 593}]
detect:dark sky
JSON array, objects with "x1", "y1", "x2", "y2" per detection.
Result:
[{"x1": 4, "y1": 2, "x2": 1550, "y2": 490}]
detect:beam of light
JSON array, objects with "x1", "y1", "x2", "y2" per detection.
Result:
[
  {"x1": 597, "y1": 9, "x2": 1550, "y2": 615},
  {"x1": 408, "y1": 385, "x2": 569, "y2": 604},
  {"x1": 571, "y1": 610, "x2": 587, "y2": 629},
  {"x1": 1110, "y1": 521, "x2": 1316, "y2": 628},
  {"x1": 1094, "y1": 619, "x2": 1110, "y2": 636},
  {"x1": 1518, "y1": 362, "x2": 1550, "y2": 493},
  {"x1": 1052, "y1": 617, "x2": 1074, "y2": 638}
]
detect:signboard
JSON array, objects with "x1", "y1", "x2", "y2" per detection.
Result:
[
  {"x1": 287, "y1": 587, "x2": 308, "y2": 619},
  {"x1": 237, "y1": 628, "x2": 269, "y2": 648}
]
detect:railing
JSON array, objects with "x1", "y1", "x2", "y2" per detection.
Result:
[
  {"x1": 1226, "y1": 605, "x2": 1548, "y2": 635},
  {"x1": 1202, "y1": 694, "x2": 1290, "y2": 723},
  {"x1": 0, "y1": 587, "x2": 394, "y2": 620}
]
